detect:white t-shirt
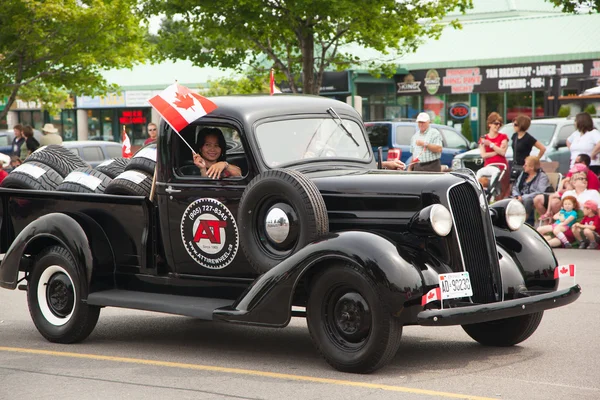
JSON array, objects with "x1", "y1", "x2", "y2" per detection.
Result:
[
  {"x1": 567, "y1": 129, "x2": 600, "y2": 166},
  {"x1": 561, "y1": 189, "x2": 600, "y2": 208}
]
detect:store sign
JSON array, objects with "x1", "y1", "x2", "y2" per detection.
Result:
[
  {"x1": 15, "y1": 99, "x2": 42, "y2": 109},
  {"x1": 279, "y1": 71, "x2": 349, "y2": 93},
  {"x1": 448, "y1": 103, "x2": 470, "y2": 120},
  {"x1": 125, "y1": 90, "x2": 164, "y2": 107},
  {"x1": 119, "y1": 110, "x2": 147, "y2": 124},
  {"x1": 76, "y1": 93, "x2": 125, "y2": 108},
  {"x1": 397, "y1": 59, "x2": 600, "y2": 96}
]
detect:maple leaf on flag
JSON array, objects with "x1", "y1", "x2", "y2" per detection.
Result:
[
  {"x1": 560, "y1": 267, "x2": 568, "y2": 274},
  {"x1": 173, "y1": 91, "x2": 195, "y2": 111},
  {"x1": 428, "y1": 292, "x2": 435, "y2": 299}
]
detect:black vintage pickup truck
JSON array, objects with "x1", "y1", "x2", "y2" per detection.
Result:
[{"x1": 0, "y1": 96, "x2": 580, "y2": 373}]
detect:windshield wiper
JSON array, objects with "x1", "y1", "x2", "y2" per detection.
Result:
[{"x1": 327, "y1": 107, "x2": 359, "y2": 147}]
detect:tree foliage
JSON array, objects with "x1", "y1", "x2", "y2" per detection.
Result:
[
  {"x1": 202, "y1": 74, "x2": 268, "y2": 97},
  {"x1": 545, "y1": 0, "x2": 600, "y2": 13},
  {"x1": 144, "y1": 0, "x2": 472, "y2": 95},
  {"x1": 0, "y1": 0, "x2": 151, "y2": 120}
]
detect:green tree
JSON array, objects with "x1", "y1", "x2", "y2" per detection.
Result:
[
  {"x1": 584, "y1": 104, "x2": 597, "y2": 115},
  {"x1": 203, "y1": 74, "x2": 268, "y2": 97},
  {"x1": 0, "y1": 0, "x2": 151, "y2": 121},
  {"x1": 143, "y1": 0, "x2": 472, "y2": 95},
  {"x1": 545, "y1": 0, "x2": 600, "y2": 13}
]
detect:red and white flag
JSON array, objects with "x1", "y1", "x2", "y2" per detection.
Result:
[
  {"x1": 421, "y1": 287, "x2": 441, "y2": 306},
  {"x1": 554, "y1": 264, "x2": 575, "y2": 279},
  {"x1": 122, "y1": 126, "x2": 132, "y2": 158},
  {"x1": 270, "y1": 69, "x2": 282, "y2": 95},
  {"x1": 148, "y1": 83, "x2": 217, "y2": 133}
]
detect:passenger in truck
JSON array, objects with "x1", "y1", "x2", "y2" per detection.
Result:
[{"x1": 192, "y1": 127, "x2": 242, "y2": 179}]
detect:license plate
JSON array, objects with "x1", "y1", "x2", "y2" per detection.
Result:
[{"x1": 439, "y1": 272, "x2": 473, "y2": 300}]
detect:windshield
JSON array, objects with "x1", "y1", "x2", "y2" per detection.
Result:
[
  {"x1": 255, "y1": 117, "x2": 371, "y2": 167},
  {"x1": 500, "y1": 123, "x2": 557, "y2": 146}
]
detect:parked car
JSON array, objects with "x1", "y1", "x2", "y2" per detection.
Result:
[
  {"x1": 62, "y1": 140, "x2": 122, "y2": 167},
  {"x1": 0, "y1": 96, "x2": 580, "y2": 374},
  {"x1": 365, "y1": 120, "x2": 477, "y2": 167},
  {"x1": 451, "y1": 117, "x2": 600, "y2": 175}
]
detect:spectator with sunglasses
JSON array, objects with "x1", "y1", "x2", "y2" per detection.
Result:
[
  {"x1": 479, "y1": 112, "x2": 510, "y2": 199},
  {"x1": 144, "y1": 122, "x2": 158, "y2": 145},
  {"x1": 510, "y1": 115, "x2": 546, "y2": 182}
]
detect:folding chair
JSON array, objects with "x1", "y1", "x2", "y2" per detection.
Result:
[
  {"x1": 545, "y1": 172, "x2": 563, "y2": 192},
  {"x1": 476, "y1": 163, "x2": 504, "y2": 202}
]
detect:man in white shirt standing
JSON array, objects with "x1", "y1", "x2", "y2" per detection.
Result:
[
  {"x1": 409, "y1": 112, "x2": 443, "y2": 172},
  {"x1": 39, "y1": 123, "x2": 63, "y2": 146}
]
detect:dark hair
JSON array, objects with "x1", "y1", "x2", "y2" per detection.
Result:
[
  {"x1": 13, "y1": 124, "x2": 24, "y2": 133},
  {"x1": 22, "y1": 125, "x2": 34, "y2": 138},
  {"x1": 197, "y1": 127, "x2": 227, "y2": 162},
  {"x1": 576, "y1": 153, "x2": 591, "y2": 167},
  {"x1": 10, "y1": 156, "x2": 22, "y2": 165},
  {"x1": 513, "y1": 115, "x2": 531, "y2": 132},
  {"x1": 575, "y1": 112, "x2": 594, "y2": 133}
]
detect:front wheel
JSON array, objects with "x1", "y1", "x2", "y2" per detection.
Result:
[
  {"x1": 462, "y1": 312, "x2": 543, "y2": 347},
  {"x1": 27, "y1": 246, "x2": 100, "y2": 343},
  {"x1": 307, "y1": 264, "x2": 402, "y2": 373}
]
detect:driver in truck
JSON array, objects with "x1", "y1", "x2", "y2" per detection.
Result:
[{"x1": 193, "y1": 128, "x2": 242, "y2": 179}]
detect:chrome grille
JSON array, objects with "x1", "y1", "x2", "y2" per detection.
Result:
[{"x1": 449, "y1": 183, "x2": 499, "y2": 303}]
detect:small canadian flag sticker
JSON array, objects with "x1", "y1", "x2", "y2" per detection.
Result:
[
  {"x1": 554, "y1": 264, "x2": 575, "y2": 279},
  {"x1": 421, "y1": 287, "x2": 441, "y2": 306}
]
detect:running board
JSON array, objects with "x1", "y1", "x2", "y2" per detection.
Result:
[{"x1": 86, "y1": 290, "x2": 235, "y2": 320}]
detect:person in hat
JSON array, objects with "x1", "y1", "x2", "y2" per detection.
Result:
[
  {"x1": 39, "y1": 123, "x2": 63, "y2": 146},
  {"x1": 572, "y1": 199, "x2": 600, "y2": 249},
  {"x1": 409, "y1": 112, "x2": 443, "y2": 172}
]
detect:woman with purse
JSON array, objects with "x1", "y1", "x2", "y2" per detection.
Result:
[{"x1": 510, "y1": 115, "x2": 546, "y2": 183}]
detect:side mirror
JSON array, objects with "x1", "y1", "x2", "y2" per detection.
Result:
[{"x1": 469, "y1": 142, "x2": 478, "y2": 150}]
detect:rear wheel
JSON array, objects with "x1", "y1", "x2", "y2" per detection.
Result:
[
  {"x1": 462, "y1": 312, "x2": 543, "y2": 347},
  {"x1": 27, "y1": 246, "x2": 100, "y2": 343},
  {"x1": 307, "y1": 264, "x2": 402, "y2": 373}
]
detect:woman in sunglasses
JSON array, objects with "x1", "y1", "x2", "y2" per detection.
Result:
[
  {"x1": 479, "y1": 112, "x2": 510, "y2": 199},
  {"x1": 510, "y1": 115, "x2": 546, "y2": 183}
]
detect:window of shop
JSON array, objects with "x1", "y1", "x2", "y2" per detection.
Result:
[
  {"x1": 101, "y1": 109, "x2": 116, "y2": 142},
  {"x1": 480, "y1": 93, "x2": 504, "y2": 133},
  {"x1": 423, "y1": 95, "x2": 445, "y2": 124},
  {"x1": 87, "y1": 110, "x2": 102, "y2": 139},
  {"x1": 117, "y1": 108, "x2": 151, "y2": 146},
  {"x1": 396, "y1": 96, "x2": 421, "y2": 120},
  {"x1": 48, "y1": 110, "x2": 76, "y2": 141},
  {"x1": 534, "y1": 91, "x2": 545, "y2": 118},
  {"x1": 507, "y1": 91, "x2": 534, "y2": 121}
]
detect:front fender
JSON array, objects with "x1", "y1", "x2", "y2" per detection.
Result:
[
  {"x1": 213, "y1": 231, "x2": 424, "y2": 327},
  {"x1": 0, "y1": 213, "x2": 93, "y2": 291},
  {"x1": 494, "y1": 223, "x2": 558, "y2": 291}
]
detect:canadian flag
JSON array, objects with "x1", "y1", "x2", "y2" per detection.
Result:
[
  {"x1": 421, "y1": 287, "x2": 442, "y2": 306},
  {"x1": 122, "y1": 126, "x2": 132, "y2": 158},
  {"x1": 554, "y1": 264, "x2": 575, "y2": 279},
  {"x1": 270, "y1": 69, "x2": 282, "y2": 95},
  {"x1": 148, "y1": 83, "x2": 217, "y2": 133}
]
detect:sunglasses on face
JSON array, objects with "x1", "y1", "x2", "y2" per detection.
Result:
[
  {"x1": 149, "y1": 128, "x2": 157, "y2": 131},
  {"x1": 575, "y1": 177, "x2": 587, "y2": 181},
  {"x1": 513, "y1": 123, "x2": 519, "y2": 127},
  {"x1": 492, "y1": 122, "x2": 502, "y2": 126}
]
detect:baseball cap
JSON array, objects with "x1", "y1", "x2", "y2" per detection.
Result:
[
  {"x1": 584, "y1": 200, "x2": 598, "y2": 212},
  {"x1": 416, "y1": 112, "x2": 431, "y2": 122},
  {"x1": 569, "y1": 163, "x2": 588, "y2": 174}
]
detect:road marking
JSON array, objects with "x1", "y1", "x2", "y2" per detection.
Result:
[{"x1": 0, "y1": 346, "x2": 496, "y2": 400}]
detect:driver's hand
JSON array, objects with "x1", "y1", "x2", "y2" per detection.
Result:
[
  {"x1": 382, "y1": 160, "x2": 406, "y2": 170},
  {"x1": 206, "y1": 161, "x2": 226, "y2": 179},
  {"x1": 193, "y1": 154, "x2": 206, "y2": 169}
]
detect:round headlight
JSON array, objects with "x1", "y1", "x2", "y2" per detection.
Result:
[
  {"x1": 451, "y1": 158, "x2": 463, "y2": 170},
  {"x1": 430, "y1": 204, "x2": 453, "y2": 236},
  {"x1": 506, "y1": 199, "x2": 526, "y2": 230}
]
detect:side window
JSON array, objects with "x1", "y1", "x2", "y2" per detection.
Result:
[
  {"x1": 106, "y1": 146, "x2": 122, "y2": 159},
  {"x1": 174, "y1": 124, "x2": 248, "y2": 179},
  {"x1": 365, "y1": 124, "x2": 390, "y2": 147},
  {"x1": 68, "y1": 148, "x2": 80, "y2": 157},
  {"x1": 395, "y1": 126, "x2": 415, "y2": 146},
  {"x1": 82, "y1": 146, "x2": 104, "y2": 162},
  {"x1": 557, "y1": 124, "x2": 575, "y2": 144},
  {"x1": 441, "y1": 129, "x2": 468, "y2": 149}
]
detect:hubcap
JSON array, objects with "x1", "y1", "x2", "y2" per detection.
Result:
[
  {"x1": 46, "y1": 273, "x2": 75, "y2": 318},
  {"x1": 328, "y1": 291, "x2": 372, "y2": 345}
]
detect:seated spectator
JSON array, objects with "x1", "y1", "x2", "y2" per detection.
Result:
[
  {"x1": 572, "y1": 200, "x2": 600, "y2": 249},
  {"x1": 537, "y1": 196, "x2": 578, "y2": 248},
  {"x1": 510, "y1": 156, "x2": 552, "y2": 224},
  {"x1": 559, "y1": 154, "x2": 599, "y2": 191},
  {"x1": 561, "y1": 172, "x2": 600, "y2": 206}
]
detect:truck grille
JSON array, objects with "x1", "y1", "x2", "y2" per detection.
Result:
[{"x1": 448, "y1": 183, "x2": 499, "y2": 303}]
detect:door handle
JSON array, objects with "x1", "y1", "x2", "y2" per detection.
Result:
[{"x1": 165, "y1": 186, "x2": 181, "y2": 194}]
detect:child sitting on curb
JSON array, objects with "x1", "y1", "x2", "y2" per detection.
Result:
[
  {"x1": 537, "y1": 196, "x2": 579, "y2": 248},
  {"x1": 573, "y1": 200, "x2": 600, "y2": 249}
]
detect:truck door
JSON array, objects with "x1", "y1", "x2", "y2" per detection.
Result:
[{"x1": 157, "y1": 122, "x2": 257, "y2": 278}]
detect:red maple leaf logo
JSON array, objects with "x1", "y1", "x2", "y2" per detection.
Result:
[
  {"x1": 440, "y1": 276, "x2": 445, "y2": 280},
  {"x1": 173, "y1": 90, "x2": 195, "y2": 111},
  {"x1": 428, "y1": 292, "x2": 435, "y2": 299},
  {"x1": 560, "y1": 267, "x2": 568, "y2": 274}
]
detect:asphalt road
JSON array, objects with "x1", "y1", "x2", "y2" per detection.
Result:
[{"x1": 0, "y1": 249, "x2": 597, "y2": 400}]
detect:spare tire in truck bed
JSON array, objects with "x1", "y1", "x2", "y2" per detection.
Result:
[
  {"x1": 0, "y1": 161, "x2": 63, "y2": 190},
  {"x1": 104, "y1": 169, "x2": 152, "y2": 197},
  {"x1": 94, "y1": 157, "x2": 130, "y2": 179},
  {"x1": 25, "y1": 145, "x2": 89, "y2": 177},
  {"x1": 57, "y1": 167, "x2": 112, "y2": 194}
]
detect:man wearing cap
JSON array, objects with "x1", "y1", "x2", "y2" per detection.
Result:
[
  {"x1": 409, "y1": 112, "x2": 443, "y2": 172},
  {"x1": 39, "y1": 123, "x2": 63, "y2": 146}
]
